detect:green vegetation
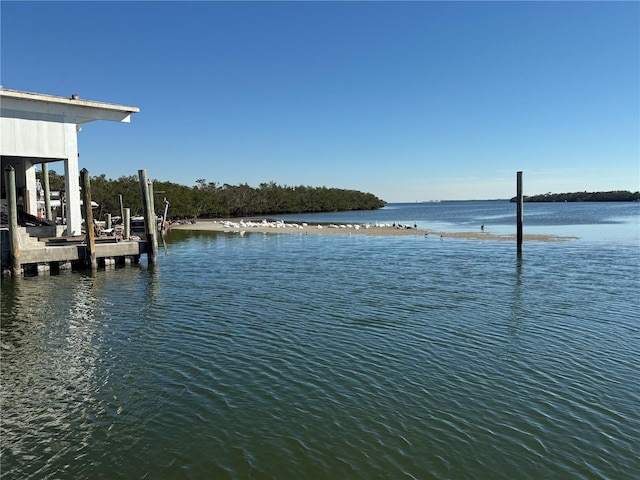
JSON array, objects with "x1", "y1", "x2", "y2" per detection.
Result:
[
  {"x1": 37, "y1": 171, "x2": 386, "y2": 219},
  {"x1": 509, "y1": 190, "x2": 640, "y2": 203}
]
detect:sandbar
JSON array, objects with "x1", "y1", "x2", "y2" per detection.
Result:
[{"x1": 169, "y1": 218, "x2": 575, "y2": 242}]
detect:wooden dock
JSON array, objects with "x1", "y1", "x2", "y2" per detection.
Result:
[
  {"x1": 1, "y1": 227, "x2": 148, "y2": 276},
  {"x1": 2, "y1": 167, "x2": 157, "y2": 277}
]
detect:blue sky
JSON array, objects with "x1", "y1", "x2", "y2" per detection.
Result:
[{"x1": 2, "y1": 1, "x2": 638, "y2": 202}]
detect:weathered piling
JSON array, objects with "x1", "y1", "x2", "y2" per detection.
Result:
[
  {"x1": 138, "y1": 169, "x2": 158, "y2": 264},
  {"x1": 42, "y1": 162, "x2": 52, "y2": 221},
  {"x1": 80, "y1": 168, "x2": 97, "y2": 269},
  {"x1": 4, "y1": 165, "x2": 22, "y2": 276},
  {"x1": 516, "y1": 171, "x2": 523, "y2": 253},
  {"x1": 148, "y1": 180, "x2": 156, "y2": 230},
  {"x1": 124, "y1": 208, "x2": 131, "y2": 240},
  {"x1": 105, "y1": 213, "x2": 112, "y2": 231},
  {"x1": 119, "y1": 194, "x2": 124, "y2": 225}
]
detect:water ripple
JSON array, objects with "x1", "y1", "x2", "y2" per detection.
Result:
[{"x1": 2, "y1": 233, "x2": 639, "y2": 479}]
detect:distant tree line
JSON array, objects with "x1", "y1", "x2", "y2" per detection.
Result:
[
  {"x1": 37, "y1": 171, "x2": 386, "y2": 219},
  {"x1": 509, "y1": 190, "x2": 640, "y2": 202}
]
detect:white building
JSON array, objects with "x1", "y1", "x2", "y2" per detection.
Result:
[{"x1": 1, "y1": 87, "x2": 139, "y2": 235}]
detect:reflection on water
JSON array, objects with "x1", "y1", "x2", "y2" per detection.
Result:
[
  {"x1": 2, "y1": 275, "x2": 102, "y2": 476},
  {"x1": 1, "y1": 230, "x2": 639, "y2": 479},
  {"x1": 1, "y1": 268, "x2": 165, "y2": 479}
]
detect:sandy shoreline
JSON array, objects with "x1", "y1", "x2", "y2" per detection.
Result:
[{"x1": 169, "y1": 218, "x2": 576, "y2": 242}]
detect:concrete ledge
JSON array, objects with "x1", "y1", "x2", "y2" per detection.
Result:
[{"x1": 14, "y1": 240, "x2": 147, "y2": 266}]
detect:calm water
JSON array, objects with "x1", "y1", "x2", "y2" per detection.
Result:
[
  {"x1": 2, "y1": 202, "x2": 639, "y2": 479},
  {"x1": 274, "y1": 200, "x2": 640, "y2": 243}
]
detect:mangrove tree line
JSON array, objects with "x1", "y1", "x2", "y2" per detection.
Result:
[
  {"x1": 509, "y1": 190, "x2": 640, "y2": 202},
  {"x1": 37, "y1": 171, "x2": 386, "y2": 219}
]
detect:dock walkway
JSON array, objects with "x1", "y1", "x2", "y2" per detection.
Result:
[{"x1": 1, "y1": 225, "x2": 148, "y2": 276}]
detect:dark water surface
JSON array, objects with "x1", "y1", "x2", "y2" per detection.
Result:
[{"x1": 1, "y1": 202, "x2": 639, "y2": 479}]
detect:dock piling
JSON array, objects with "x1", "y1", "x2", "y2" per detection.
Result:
[
  {"x1": 124, "y1": 208, "x2": 131, "y2": 240},
  {"x1": 119, "y1": 194, "x2": 124, "y2": 225},
  {"x1": 80, "y1": 168, "x2": 97, "y2": 269},
  {"x1": 138, "y1": 169, "x2": 158, "y2": 264},
  {"x1": 4, "y1": 165, "x2": 22, "y2": 276},
  {"x1": 516, "y1": 171, "x2": 523, "y2": 253},
  {"x1": 42, "y1": 163, "x2": 53, "y2": 221}
]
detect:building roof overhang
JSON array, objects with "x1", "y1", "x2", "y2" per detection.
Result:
[{"x1": 0, "y1": 87, "x2": 140, "y2": 124}]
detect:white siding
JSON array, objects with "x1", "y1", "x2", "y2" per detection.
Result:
[{"x1": 1, "y1": 113, "x2": 68, "y2": 159}]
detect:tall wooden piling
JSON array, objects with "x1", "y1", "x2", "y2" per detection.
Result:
[
  {"x1": 148, "y1": 180, "x2": 156, "y2": 229},
  {"x1": 124, "y1": 208, "x2": 131, "y2": 240},
  {"x1": 80, "y1": 168, "x2": 97, "y2": 270},
  {"x1": 4, "y1": 165, "x2": 22, "y2": 276},
  {"x1": 516, "y1": 171, "x2": 523, "y2": 253},
  {"x1": 148, "y1": 179, "x2": 158, "y2": 257},
  {"x1": 42, "y1": 162, "x2": 53, "y2": 221},
  {"x1": 138, "y1": 169, "x2": 158, "y2": 264}
]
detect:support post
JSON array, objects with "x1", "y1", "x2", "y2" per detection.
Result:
[
  {"x1": 80, "y1": 168, "x2": 97, "y2": 269},
  {"x1": 63, "y1": 123, "x2": 82, "y2": 235},
  {"x1": 42, "y1": 163, "x2": 53, "y2": 221},
  {"x1": 105, "y1": 213, "x2": 112, "y2": 230},
  {"x1": 24, "y1": 189, "x2": 31, "y2": 215},
  {"x1": 124, "y1": 208, "x2": 131, "y2": 240},
  {"x1": 24, "y1": 160, "x2": 37, "y2": 216},
  {"x1": 119, "y1": 194, "x2": 124, "y2": 224},
  {"x1": 148, "y1": 180, "x2": 156, "y2": 229},
  {"x1": 516, "y1": 171, "x2": 523, "y2": 253},
  {"x1": 138, "y1": 169, "x2": 158, "y2": 264},
  {"x1": 4, "y1": 165, "x2": 22, "y2": 276}
]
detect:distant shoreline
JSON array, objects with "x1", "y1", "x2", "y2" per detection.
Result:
[
  {"x1": 509, "y1": 190, "x2": 639, "y2": 203},
  {"x1": 169, "y1": 218, "x2": 576, "y2": 242}
]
